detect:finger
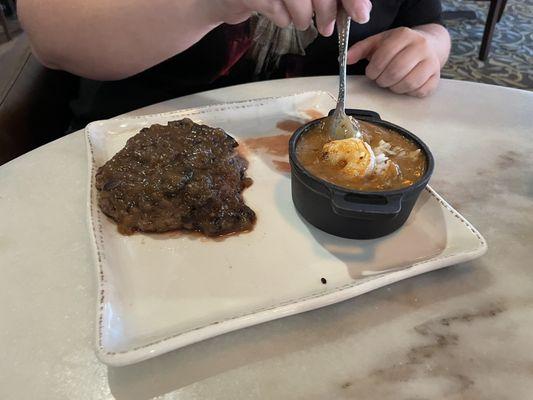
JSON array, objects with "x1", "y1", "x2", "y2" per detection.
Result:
[
  {"x1": 347, "y1": 32, "x2": 384, "y2": 64},
  {"x1": 407, "y1": 74, "x2": 440, "y2": 97},
  {"x1": 374, "y1": 45, "x2": 424, "y2": 88},
  {"x1": 342, "y1": 0, "x2": 372, "y2": 24},
  {"x1": 365, "y1": 28, "x2": 413, "y2": 81},
  {"x1": 284, "y1": 0, "x2": 314, "y2": 30},
  {"x1": 251, "y1": 0, "x2": 291, "y2": 28},
  {"x1": 388, "y1": 62, "x2": 436, "y2": 94},
  {"x1": 312, "y1": 0, "x2": 337, "y2": 36}
]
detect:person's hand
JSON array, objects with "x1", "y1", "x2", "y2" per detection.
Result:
[
  {"x1": 347, "y1": 27, "x2": 445, "y2": 97},
  {"x1": 210, "y1": 0, "x2": 372, "y2": 36}
]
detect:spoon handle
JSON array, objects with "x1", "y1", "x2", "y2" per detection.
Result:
[{"x1": 336, "y1": 8, "x2": 351, "y2": 115}]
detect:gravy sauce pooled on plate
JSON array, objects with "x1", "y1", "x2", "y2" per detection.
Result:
[{"x1": 296, "y1": 118, "x2": 426, "y2": 191}]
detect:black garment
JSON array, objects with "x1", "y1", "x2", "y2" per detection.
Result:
[{"x1": 70, "y1": 0, "x2": 443, "y2": 129}]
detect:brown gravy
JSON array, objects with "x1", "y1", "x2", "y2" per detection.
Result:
[
  {"x1": 304, "y1": 109, "x2": 326, "y2": 120},
  {"x1": 242, "y1": 113, "x2": 325, "y2": 175},
  {"x1": 244, "y1": 134, "x2": 291, "y2": 158},
  {"x1": 296, "y1": 119, "x2": 426, "y2": 191},
  {"x1": 244, "y1": 133, "x2": 292, "y2": 174},
  {"x1": 276, "y1": 119, "x2": 305, "y2": 132}
]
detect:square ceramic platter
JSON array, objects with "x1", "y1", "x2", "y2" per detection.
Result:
[{"x1": 86, "y1": 91, "x2": 487, "y2": 366}]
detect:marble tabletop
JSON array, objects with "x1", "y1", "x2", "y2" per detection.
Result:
[{"x1": 1, "y1": 77, "x2": 532, "y2": 400}]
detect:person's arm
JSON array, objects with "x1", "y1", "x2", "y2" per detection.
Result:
[
  {"x1": 19, "y1": 0, "x2": 372, "y2": 81},
  {"x1": 18, "y1": 0, "x2": 222, "y2": 80}
]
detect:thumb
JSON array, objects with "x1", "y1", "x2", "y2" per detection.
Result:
[{"x1": 347, "y1": 32, "x2": 384, "y2": 64}]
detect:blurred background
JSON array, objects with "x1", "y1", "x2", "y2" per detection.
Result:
[{"x1": 1, "y1": 0, "x2": 532, "y2": 165}]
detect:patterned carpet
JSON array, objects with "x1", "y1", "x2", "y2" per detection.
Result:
[{"x1": 442, "y1": 0, "x2": 533, "y2": 90}]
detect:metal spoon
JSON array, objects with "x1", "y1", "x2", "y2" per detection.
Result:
[{"x1": 328, "y1": 7, "x2": 362, "y2": 141}]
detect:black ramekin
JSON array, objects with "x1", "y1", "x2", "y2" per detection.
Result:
[{"x1": 289, "y1": 109, "x2": 435, "y2": 239}]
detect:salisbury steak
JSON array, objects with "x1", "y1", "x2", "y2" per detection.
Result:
[{"x1": 95, "y1": 119, "x2": 256, "y2": 236}]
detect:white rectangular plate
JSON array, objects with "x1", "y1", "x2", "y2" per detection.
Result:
[{"x1": 86, "y1": 91, "x2": 487, "y2": 366}]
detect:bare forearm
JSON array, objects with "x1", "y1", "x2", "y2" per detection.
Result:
[
  {"x1": 19, "y1": 0, "x2": 219, "y2": 80},
  {"x1": 413, "y1": 23, "x2": 451, "y2": 68}
]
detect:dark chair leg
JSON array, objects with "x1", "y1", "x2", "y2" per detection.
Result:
[
  {"x1": 1, "y1": 7, "x2": 12, "y2": 41},
  {"x1": 479, "y1": 0, "x2": 503, "y2": 61},
  {"x1": 497, "y1": 0, "x2": 507, "y2": 22}
]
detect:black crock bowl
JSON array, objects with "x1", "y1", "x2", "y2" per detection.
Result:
[{"x1": 289, "y1": 109, "x2": 434, "y2": 239}]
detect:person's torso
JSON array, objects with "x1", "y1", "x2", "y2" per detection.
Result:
[{"x1": 70, "y1": 0, "x2": 411, "y2": 128}]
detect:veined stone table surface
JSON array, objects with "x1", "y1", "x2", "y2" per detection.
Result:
[{"x1": 1, "y1": 77, "x2": 532, "y2": 400}]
